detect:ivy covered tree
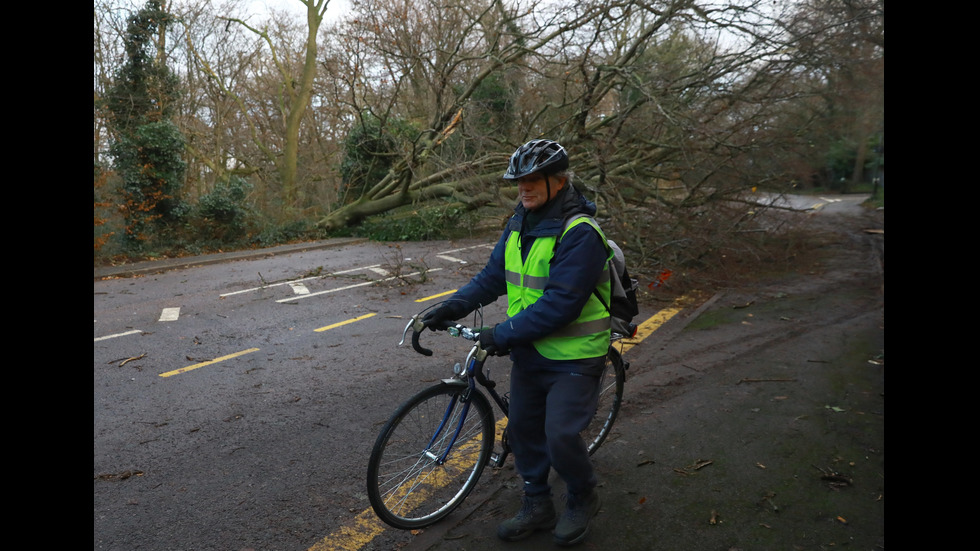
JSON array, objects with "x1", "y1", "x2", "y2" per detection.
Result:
[
  {"x1": 338, "y1": 112, "x2": 400, "y2": 205},
  {"x1": 102, "y1": 0, "x2": 186, "y2": 252}
]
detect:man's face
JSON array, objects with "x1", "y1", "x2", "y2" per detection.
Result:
[{"x1": 517, "y1": 172, "x2": 565, "y2": 211}]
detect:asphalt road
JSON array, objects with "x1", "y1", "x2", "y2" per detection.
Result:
[
  {"x1": 94, "y1": 197, "x2": 883, "y2": 551},
  {"x1": 95, "y1": 236, "x2": 511, "y2": 551}
]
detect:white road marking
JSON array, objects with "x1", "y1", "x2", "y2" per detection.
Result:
[
  {"x1": 159, "y1": 307, "x2": 181, "y2": 322},
  {"x1": 219, "y1": 243, "x2": 493, "y2": 300},
  {"x1": 275, "y1": 268, "x2": 443, "y2": 302},
  {"x1": 289, "y1": 282, "x2": 311, "y2": 295},
  {"x1": 94, "y1": 329, "x2": 143, "y2": 342},
  {"x1": 442, "y1": 243, "x2": 495, "y2": 254},
  {"x1": 219, "y1": 265, "x2": 386, "y2": 297}
]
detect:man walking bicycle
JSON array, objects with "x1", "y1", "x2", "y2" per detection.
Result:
[{"x1": 422, "y1": 139, "x2": 610, "y2": 546}]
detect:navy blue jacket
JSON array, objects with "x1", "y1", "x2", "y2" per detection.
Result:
[{"x1": 448, "y1": 183, "x2": 608, "y2": 374}]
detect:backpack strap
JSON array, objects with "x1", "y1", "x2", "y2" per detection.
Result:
[{"x1": 556, "y1": 214, "x2": 612, "y2": 312}]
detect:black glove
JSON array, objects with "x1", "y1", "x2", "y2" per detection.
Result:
[
  {"x1": 420, "y1": 304, "x2": 458, "y2": 331},
  {"x1": 478, "y1": 325, "x2": 507, "y2": 356}
]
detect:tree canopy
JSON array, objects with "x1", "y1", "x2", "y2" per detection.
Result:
[{"x1": 95, "y1": 0, "x2": 883, "y2": 276}]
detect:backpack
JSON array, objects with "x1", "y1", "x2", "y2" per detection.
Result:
[{"x1": 561, "y1": 215, "x2": 640, "y2": 338}]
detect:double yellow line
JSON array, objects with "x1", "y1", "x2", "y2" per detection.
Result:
[{"x1": 621, "y1": 300, "x2": 684, "y2": 354}]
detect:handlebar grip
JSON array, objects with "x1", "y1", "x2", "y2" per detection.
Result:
[{"x1": 411, "y1": 328, "x2": 433, "y2": 356}]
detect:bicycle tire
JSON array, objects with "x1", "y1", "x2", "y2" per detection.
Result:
[
  {"x1": 584, "y1": 345, "x2": 626, "y2": 455},
  {"x1": 366, "y1": 381, "x2": 496, "y2": 530}
]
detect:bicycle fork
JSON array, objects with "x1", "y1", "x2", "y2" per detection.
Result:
[
  {"x1": 425, "y1": 391, "x2": 474, "y2": 465},
  {"x1": 423, "y1": 369, "x2": 512, "y2": 470}
]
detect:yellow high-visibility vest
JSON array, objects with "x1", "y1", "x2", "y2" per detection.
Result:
[{"x1": 503, "y1": 217, "x2": 612, "y2": 360}]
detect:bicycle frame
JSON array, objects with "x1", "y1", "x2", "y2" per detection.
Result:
[{"x1": 400, "y1": 317, "x2": 512, "y2": 467}]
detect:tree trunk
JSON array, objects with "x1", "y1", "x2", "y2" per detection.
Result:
[{"x1": 280, "y1": 0, "x2": 329, "y2": 213}]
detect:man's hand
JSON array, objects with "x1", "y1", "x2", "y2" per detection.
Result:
[
  {"x1": 478, "y1": 325, "x2": 508, "y2": 356},
  {"x1": 420, "y1": 304, "x2": 457, "y2": 331}
]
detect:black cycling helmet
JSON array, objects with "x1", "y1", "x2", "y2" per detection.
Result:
[{"x1": 502, "y1": 139, "x2": 569, "y2": 180}]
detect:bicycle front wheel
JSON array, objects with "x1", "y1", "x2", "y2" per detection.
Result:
[
  {"x1": 584, "y1": 345, "x2": 626, "y2": 455},
  {"x1": 366, "y1": 381, "x2": 495, "y2": 530}
]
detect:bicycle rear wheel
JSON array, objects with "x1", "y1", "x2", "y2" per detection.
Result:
[
  {"x1": 584, "y1": 345, "x2": 626, "y2": 455},
  {"x1": 366, "y1": 381, "x2": 495, "y2": 530}
]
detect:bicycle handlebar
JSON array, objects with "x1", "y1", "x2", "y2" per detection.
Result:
[
  {"x1": 400, "y1": 316, "x2": 433, "y2": 356},
  {"x1": 399, "y1": 316, "x2": 482, "y2": 357},
  {"x1": 399, "y1": 316, "x2": 497, "y2": 388}
]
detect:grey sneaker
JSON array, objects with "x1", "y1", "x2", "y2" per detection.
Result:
[
  {"x1": 553, "y1": 490, "x2": 600, "y2": 546},
  {"x1": 496, "y1": 493, "x2": 557, "y2": 542}
]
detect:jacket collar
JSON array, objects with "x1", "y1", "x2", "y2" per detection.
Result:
[{"x1": 509, "y1": 182, "x2": 597, "y2": 237}]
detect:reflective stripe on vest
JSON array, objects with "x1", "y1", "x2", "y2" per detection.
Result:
[{"x1": 503, "y1": 217, "x2": 612, "y2": 360}]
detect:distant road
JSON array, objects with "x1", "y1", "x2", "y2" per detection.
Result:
[{"x1": 758, "y1": 192, "x2": 872, "y2": 214}]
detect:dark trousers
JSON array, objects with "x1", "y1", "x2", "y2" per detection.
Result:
[{"x1": 507, "y1": 366, "x2": 601, "y2": 498}]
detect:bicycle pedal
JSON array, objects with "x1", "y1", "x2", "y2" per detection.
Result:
[{"x1": 490, "y1": 448, "x2": 510, "y2": 468}]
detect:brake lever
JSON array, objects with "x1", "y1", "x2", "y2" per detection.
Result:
[
  {"x1": 399, "y1": 318, "x2": 416, "y2": 347},
  {"x1": 398, "y1": 316, "x2": 434, "y2": 356}
]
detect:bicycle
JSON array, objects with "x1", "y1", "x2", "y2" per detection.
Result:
[{"x1": 365, "y1": 307, "x2": 630, "y2": 530}]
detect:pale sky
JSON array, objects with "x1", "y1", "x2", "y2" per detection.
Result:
[{"x1": 246, "y1": 0, "x2": 352, "y2": 24}]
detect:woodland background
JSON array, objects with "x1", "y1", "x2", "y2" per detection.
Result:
[{"x1": 93, "y1": 0, "x2": 883, "y2": 291}]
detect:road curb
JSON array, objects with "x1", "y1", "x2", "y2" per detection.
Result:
[{"x1": 94, "y1": 237, "x2": 368, "y2": 280}]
